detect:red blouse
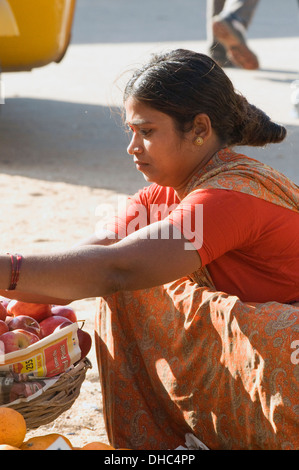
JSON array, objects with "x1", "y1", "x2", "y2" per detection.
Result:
[{"x1": 106, "y1": 184, "x2": 299, "y2": 304}]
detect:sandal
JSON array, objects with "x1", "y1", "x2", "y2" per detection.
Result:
[
  {"x1": 212, "y1": 18, "x2": 259, "y2": 70},
  {"x1": 209, "y1": 43, "x2": 235, "y2": 68}
]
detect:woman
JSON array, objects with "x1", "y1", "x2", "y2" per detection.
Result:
[{"x1": 0, "y1": 49, "x2": 298, "y2": 450}]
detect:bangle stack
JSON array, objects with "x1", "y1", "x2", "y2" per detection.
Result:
[{"x1": 6, "y1": 253, "x2": 23, "y2": 290}]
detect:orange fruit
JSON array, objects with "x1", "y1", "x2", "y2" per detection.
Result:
[
  {"x1": 0, "y1": 444, "x2": 21, "y2": 450},
  {"x1": 20, "y1": 433, "x2": 73, "y2": 450},
  {"x1": 81, "y1": 442, "x2": 115, "y2": 450},
  {"x1": 0, "y1": 408, "x2": 26, "y2": 448}
]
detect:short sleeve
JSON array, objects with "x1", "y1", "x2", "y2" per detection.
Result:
[
  {"x1": 167, "y1": 188, "x2": 262, "y2": 266},
  {"x1": 103, "y1": 184, "x2": 179, "y2": 239}
]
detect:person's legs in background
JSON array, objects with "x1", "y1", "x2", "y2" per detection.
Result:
[
  {"x1": 206, "y1": 0, "x2": 229, "y2": 67},
  {"x1": 207, "y1": 0, "x2": 260, "y2": 69}
]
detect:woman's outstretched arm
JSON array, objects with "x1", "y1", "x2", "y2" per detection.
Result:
[
  {"x1": 0, "y1": 221, "x2": 201, "y2": 302},
  {"x1": 0, "y1": 289, "x2": 72, "y2": 305},
  {"x1": 0, "y1": 229, "x2": 117, "y2": 305}
]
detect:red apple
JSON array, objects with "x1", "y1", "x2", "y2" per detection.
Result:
[
  {"x1": 54, "y1": 322, "x2": 74, "y2": 333},
  {"x1": 8, "y1": 315, "x2": 41, "y2": 338},
  {"x1": 0, "y1": 320, "x2": 9, "y2": 336},
  {"x1": 77, "y1": 329, "x2": 92, "y2": 360},
  {"x1": 7, "y1": 300, "x2": 52, "y2": 323},
  {"x1": 40, "y1": 316, "x2": 73, "y2": 338},
  {"x1": 0, "y1": 302, "x2": 7, "y2": 322},
  {"x1": 5, "y1": 316, "x2": 13, "y2": 328},
  {"x1": 0, "y1": 329, "x2": 39, "y2": 353},
  {"x1": 51, "y1": 305, "x2": 77, "y2": 323}
]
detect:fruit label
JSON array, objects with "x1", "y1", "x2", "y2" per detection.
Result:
[
  {"x1": 12, "y1": 354, "x2": 43, "y2": 375},
  {"x1": 44, "y1": 338, "x2": 71, "y2": 377},
  {"x1": 46, "y1": 437, "x2": 72, "y2": 450}
]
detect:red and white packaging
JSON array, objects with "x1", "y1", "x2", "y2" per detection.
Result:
[{"x1": 0, "y1": 322, "x2": 81, "y2": 378}]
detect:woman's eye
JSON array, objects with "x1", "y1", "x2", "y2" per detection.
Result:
[
  {"x1": 140, "y1": 129, "x2": 152, "y2": 136},
  {"x1": 125, "y1": 126, "x2": 152, "y2": 137}
]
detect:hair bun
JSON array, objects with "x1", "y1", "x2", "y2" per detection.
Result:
[{"x1": 228, "y1": 96, "x2": 287, "y2": 147}]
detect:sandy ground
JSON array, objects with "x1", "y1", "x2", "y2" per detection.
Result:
[{"x1": 0, "y1": 175, "x2": 114, "y2": 447}]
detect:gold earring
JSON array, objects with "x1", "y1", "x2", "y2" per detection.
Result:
[{"x1": 195, "y1": 136, "x2": 204, "y2": 146}]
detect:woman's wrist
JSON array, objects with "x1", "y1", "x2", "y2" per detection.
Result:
[{"x1": 6, "y1": 253, "x2": 23, "y2": 291}]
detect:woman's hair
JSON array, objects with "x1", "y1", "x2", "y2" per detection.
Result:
[{"x1": 123, "y1": 49, "x2": 286, "y2": 147}]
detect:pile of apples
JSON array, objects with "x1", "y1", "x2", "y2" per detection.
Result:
[{"x1": 0, "y1": 298, "x2": 92, "y2": 360}]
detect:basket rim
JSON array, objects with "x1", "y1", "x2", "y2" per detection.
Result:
[{"x1": 3, "y1": 357, "x2": 92, "y2": 429}]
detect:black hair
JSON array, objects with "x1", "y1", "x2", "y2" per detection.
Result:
[{"x1": 124, "y1": 49, "x2": 286, "y2": 147}]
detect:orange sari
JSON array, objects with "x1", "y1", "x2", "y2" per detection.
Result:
[{"x1": 95, "y1": 149, "x2": 299, "y2": 450}]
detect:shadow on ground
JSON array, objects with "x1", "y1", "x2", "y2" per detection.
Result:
[
  {"x1": 1, "y1": 96, "x2": 299, "y2": 192},
  {"x1": 0, "y1": 97, "x2": 145, "y2": 194}
]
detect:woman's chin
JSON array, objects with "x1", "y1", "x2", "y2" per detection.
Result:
[
  {"x1": 138, "y1": 169, "x2": 153, "y2": 182},
  {"x1": 137, "y1": 168, "x2": 165, "y2": 186}
]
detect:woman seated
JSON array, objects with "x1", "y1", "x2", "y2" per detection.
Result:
[{"x1": 0, "y1": 49, "x2": 298, "y2": 450}]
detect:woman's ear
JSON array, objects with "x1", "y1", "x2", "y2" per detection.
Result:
[{"x1": 192, "y1": 113, "x2": 213, "y2": 140}]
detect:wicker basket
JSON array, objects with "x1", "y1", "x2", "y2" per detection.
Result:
[{"x1": 7, "y1": 358, "x2": 92, "y2": 430}]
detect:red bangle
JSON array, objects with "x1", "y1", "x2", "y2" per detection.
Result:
[{"x1": 6, "y1": 253, "x2": 23, "y2": 290}]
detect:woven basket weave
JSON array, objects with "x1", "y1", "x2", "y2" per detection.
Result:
[{"x1": 7, "y1": 358, "x2": 92, "y2": 430}]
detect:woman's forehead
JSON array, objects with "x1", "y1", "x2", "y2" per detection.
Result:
[{"x1": 125, "y1": 98, "x2": 169, "y2": 126}]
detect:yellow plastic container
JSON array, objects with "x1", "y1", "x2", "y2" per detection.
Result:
[{"x1": 0, "y1": 0, "x2": 76, "y2": 72}]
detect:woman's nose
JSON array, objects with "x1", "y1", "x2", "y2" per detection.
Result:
[{"x1": 127, "y1": 134, "x2": 142, "y2": 155}]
